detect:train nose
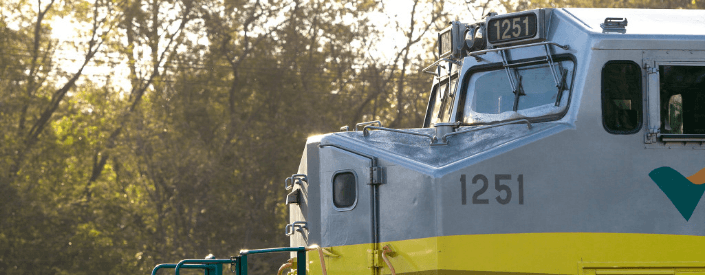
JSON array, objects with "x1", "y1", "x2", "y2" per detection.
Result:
[{"x1": 330, "y1": 120, "x2": 566, "y2": 170}]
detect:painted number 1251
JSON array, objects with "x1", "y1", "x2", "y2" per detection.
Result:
[
  {"x1": 494, "y1": 17, "x2": 529, "y2": 40},
  {"x1": 460, "y1": 174, "x2": 524, "y2": 205}
]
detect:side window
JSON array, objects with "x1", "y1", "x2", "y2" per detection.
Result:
[
  {"x1": 442, "y1": 77, "x2": 458, "y2": 122},
  {"x1": 424, "y1": 75, "x2": 458, "y2": 127},
  {"x1": 602, "y1": 61, "x2": 642, "y2": 134},
  {"x1": 332, "y1": 171, "x2": 356, "y2": 210},
  {"x1": 426, "y1": 82, "x2": 445, "y2": 127},
  {"x1": 659, "y1": 65, "x2": 705, "y2": 136}
]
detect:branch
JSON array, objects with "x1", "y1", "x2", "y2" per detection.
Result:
[
  {"x1": 25, "y1": 0, "x2": 114, "y2": 147},
  {"x1": 85, "y1": 0, "x2": 197, "y2": 200},
  {"x1": 29, "y1": 0, "x2": 56, "y2": 82},
  {"x1": 130, "y1": 0, "x2": 194, "y2": 111}
]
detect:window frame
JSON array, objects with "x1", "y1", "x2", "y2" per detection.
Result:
[
  {"x1": 332, "y1": 170, "x2": 358, "y2": 211},
  {"x1": 456, "y1": 53, "x2": 576, "y2": 124},
  {"x1": 423, "y1": 73, "x2": 459, "y2": 128},
  {"x1": 654, "y1": 62, "x2": 705, "y2": 142},
  {"x1": 601, "y1": 60, "x2": 644, "y2": 135}
]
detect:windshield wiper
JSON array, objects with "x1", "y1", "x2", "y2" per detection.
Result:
[
  {"x1": 498, "y1": 42, "x2": 570, "y2": 111},
  {"x1": 554, "y1": 68, "x2": 568, "y2": 106},
  {"x1": 512, "y1": 74, "x2": 525, "y2": 112},
  {"x1": 499, "y1": 50, "x2": 526, "y2": 112}
]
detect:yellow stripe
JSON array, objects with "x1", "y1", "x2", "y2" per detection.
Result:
[{"x1": 306, "y1": 233, "x2": 705, "y2": 275}]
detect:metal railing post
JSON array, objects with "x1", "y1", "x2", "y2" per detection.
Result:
[
  {"x1": 217, "y1": 263, "x2": 223, "y2": 275},
  {"x1": 297, "y1": 249, "x2": 306, "y2": 275},
  {"x1": 239, "y1": 255, "x2": 247, "y2": 275},
  {"x1": 151, "y1": 246, "x2": 307, "y2": 275}
]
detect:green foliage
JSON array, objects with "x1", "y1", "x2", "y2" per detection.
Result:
[
  {"x1": 0, "y1": 0, "x2": 433, "y2": 273},
  {"x1": 502, "y1": 0, "x2": 705, "y2": 12}
]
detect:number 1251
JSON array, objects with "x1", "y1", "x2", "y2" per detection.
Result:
[
  {"x1": 493, "y1": 17, "x2": 529, "y2": 40},
  {"x1": 460, "y1": 174, "x2": 524, "y2": 205}
]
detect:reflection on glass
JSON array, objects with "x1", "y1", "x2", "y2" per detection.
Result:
[
  {"x1": 429, "y1": 74, "x2": 459, "y2": 126},
  {"x1": 429, "y1": 83, "x2": 447, "y2": 125},
  {"x1": 516, "y1": 65, "x2": 562, "y2": 110},
  {"x1": 659, "y1": 65, "x2": 705, "y2": 135},
  {"x1": 333, "y1": 172, "x2": 356, "y2": 209},
  {"x1": 602, "y1": 62, "x2": 641, "y2": 133},
  {"x1": 666, "y1": 94, "x2": 683, "y2": 134},
  {"x1": 440, "y1": 78, "x2": 458, "y2": 121},
  {"x1": 473, "y1": 71, "x2": 514, "y2": 114}
]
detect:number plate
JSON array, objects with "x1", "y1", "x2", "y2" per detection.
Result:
[{"x1": 486, "y1": 10, "x2": 546, "y2": 47}]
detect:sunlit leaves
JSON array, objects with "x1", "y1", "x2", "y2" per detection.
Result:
[
  {"x1": 502, "y1": 0, "x2": 705, "y2": 12},
  {"x1": 0, "y1": 0, "x2": 627, "y2": 273}
]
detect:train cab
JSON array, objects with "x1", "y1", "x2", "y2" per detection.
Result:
[{"x1": 286, "y1": 8, "x2": 705, "y2": 275}]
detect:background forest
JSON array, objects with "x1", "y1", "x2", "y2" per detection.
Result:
[{"x1": 0, "y1": 0, "x2": 701, "y2": 274}]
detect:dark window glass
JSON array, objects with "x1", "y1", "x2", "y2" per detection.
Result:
[
  {"x1": 333, "y1": 172, "x2": 356, "y2": 209},
  {"x1": 602, "y1": 62, "x2": 642, "y2": 134},
  {"x1": 659, "y1": 65, "x2": 705, "y2": 135}
]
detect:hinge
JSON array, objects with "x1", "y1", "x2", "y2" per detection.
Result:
[
  {"x1": 643, "y1": 60, "x2": 657, "y2": 74},
  {"x1": 368, "y1": 249, "x2": 383, "y2": 268},
  {"x1": 286, "y1": 189, "x2": 301, "y2": 205},
  {"x1": 645, "y1": 131, "x2": 659, "y2": 144},
  {"x1": 643, "y1": 58, "x2": 653, "y2": 70},
  {"x1": 643, "y1": 58, "x2": 660, "y2": 144},
  {"x1": 369, "y1": 166, "x2": 384, "y2": 185}
]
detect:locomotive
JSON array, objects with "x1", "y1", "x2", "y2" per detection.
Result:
[{"x1": 153, "y1": 8, "x2": 705, "y2": 275}]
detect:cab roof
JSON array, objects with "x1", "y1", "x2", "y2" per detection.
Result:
[{"x1": 559, "y1": 8, "x2": 705, "y2": 36}]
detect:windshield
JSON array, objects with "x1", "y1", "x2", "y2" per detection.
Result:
[{"x1": 463, "y1": 59, "x2": 574, "y2": 124}]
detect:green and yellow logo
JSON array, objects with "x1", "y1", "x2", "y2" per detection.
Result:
[{"x1": 649, "y1": 167, "x2": 705, "y2": 221}]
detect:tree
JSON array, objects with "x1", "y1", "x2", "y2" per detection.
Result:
[
  {"x1": 501, "y1": 0, "x2": 704, "y2": 12},
  {"x1": 0, "y1": 0, "x2": 121, "y2": 273},
  {"x1": 0, "y1": 0, "x2": 526, "y2": 273}
]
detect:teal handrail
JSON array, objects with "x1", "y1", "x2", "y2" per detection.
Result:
[
  {"x1": 238, "y1": 246, "x2": 306, "y2": 275},
  {"x1": 150, "y1": 246, "x2": 307, "y2": 275},
  {"x1": 239, "y1": 246, "x2": 306, "y2": 255},
  {"x1": 174, "y1": 259, "x2": 234, "y2": 275},
  {"x1": 151, "y1": 263, "x2": 210, "y2": 275}
]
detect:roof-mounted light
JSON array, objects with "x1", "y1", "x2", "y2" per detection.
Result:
[
  {"x1": 425, "y1": 21, "x2": 486, "y2": 75},
  {"x1": 465, "y1": 24, "x2": 486, "y2": 52},
  {"x1": 438, "y1": 27, "x2": 453, "y2": 58},
  {"x1": 438, "y1": 21, "x2": 486, "y2": 59}
]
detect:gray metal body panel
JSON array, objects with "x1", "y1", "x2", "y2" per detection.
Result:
[
  {"x1": 289, "y1": 142, "x2": 321, "y2": 250},
  {"x1": 319, "y1": 146, "x2": 374, "y2": 247},
  {"x1": 289, "y1": 8, "x2": 705, "y2": 247}
]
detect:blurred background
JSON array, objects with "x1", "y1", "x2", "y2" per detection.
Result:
[{"x1": 0, "y1": 0, "x2": 701, "y2": 274}]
